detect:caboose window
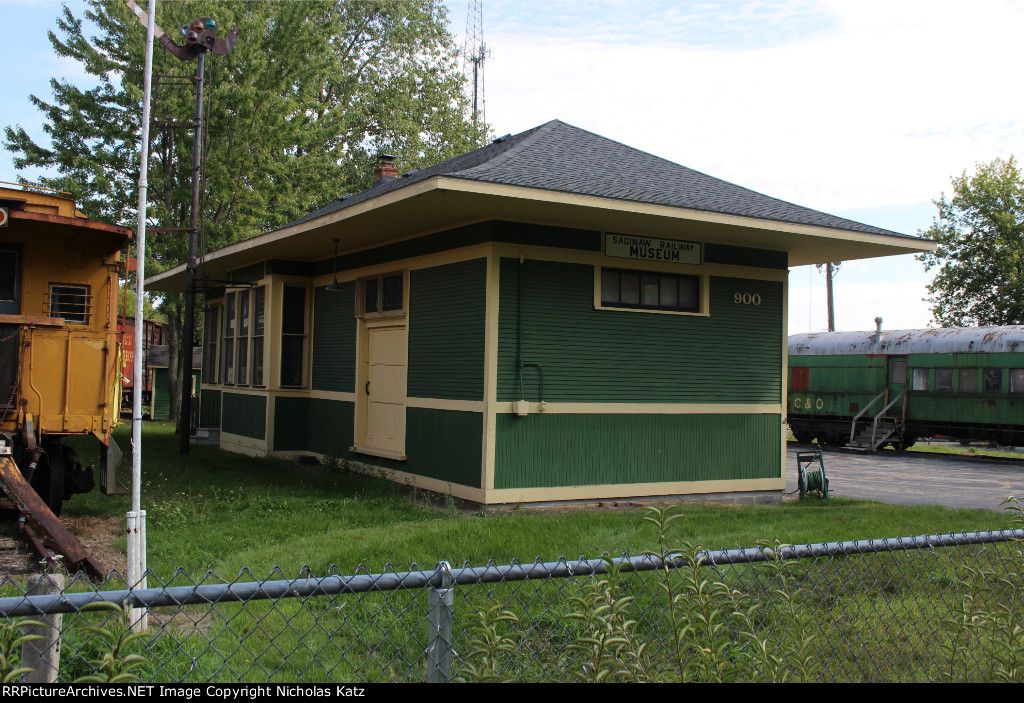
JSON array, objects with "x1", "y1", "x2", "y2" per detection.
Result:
[
  {"x1": 49, "y1": 284, "x2": 89, "y2": 324},
  {"x1": 0, "y1": 251, "x2": 17, "y2": 302},
  {"x1": 599, "y1": 268, "x2": 700, "y2": 313},
  {"x1": 935, "y1": 368, "x2": 953, "y2": 392}
]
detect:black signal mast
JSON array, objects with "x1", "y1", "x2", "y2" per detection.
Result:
[{"x1": 126, "y1": 1, "x2": 239, "y2": 453}]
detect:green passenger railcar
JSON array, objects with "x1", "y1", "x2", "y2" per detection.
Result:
[{"x1": 788, "y1": 325, "x2": 1024, "y2": 450}]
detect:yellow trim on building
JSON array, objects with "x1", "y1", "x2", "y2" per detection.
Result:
[
  {"x1": 494, "y1": 402, "x2": 784, "y2": 415},
  {"x1": 405, "y1": 397, "x2": 486, "y2": 412},
  {"x1": 219, "y1": 431, "x2": 268, "y2": 457}
]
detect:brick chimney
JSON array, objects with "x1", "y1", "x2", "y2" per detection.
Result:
[{"x1": 374, "y1": 154, "x2": 399, "y2": 186}]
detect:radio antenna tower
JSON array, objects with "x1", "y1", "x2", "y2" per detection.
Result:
[{"x1": 462, "y1": 0, "x2": 491, "y2": 133}]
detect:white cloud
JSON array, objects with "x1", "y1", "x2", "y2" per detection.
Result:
[
  {"x1": 790, "y1": 273, "x2": 935, "y2": 333},
  {"x1": 481, "y1": 0, "x2": 1024, "y2": 216}
]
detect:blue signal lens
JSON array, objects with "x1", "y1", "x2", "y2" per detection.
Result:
[{"x1": 205, "y1": 19, "x2": 217, "y2": 29}]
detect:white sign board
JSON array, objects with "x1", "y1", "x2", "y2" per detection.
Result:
[{"x1": 605, "y1": 233, "x2": 700, "y2": 265}]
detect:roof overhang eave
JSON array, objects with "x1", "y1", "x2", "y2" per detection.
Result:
[{"x1": 145, "y1": 176, "x2": 935, "y2": 292}]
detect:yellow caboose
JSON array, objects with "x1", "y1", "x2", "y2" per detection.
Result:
[{"x1": 0, "y1": 183, "x2": 130, "y2": 514}]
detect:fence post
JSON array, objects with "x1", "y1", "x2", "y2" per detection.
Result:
[
  {"x1": 20, "y1": 572, "x2": 64, "y2": 683},
  {"x1": 426, "y1": 560, "x2": 453, "y2": 683}
]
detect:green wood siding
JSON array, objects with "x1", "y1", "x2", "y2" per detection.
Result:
[
  {"x1": 221, "y1": 392, "x2": 267, "y2": 439},
  {"x1": 274, "y1": 396, "x2": 355, "y2": 456},
  {"x1": 705, "y1": 243, "x2": 787, "y2": 269},
  {"x1": 152, "y1": 367, "x2": 169, "y2": 421},
  {"x1": 152, "y1": 368, "x2": 200, "y2": 421},
  {"x1": 199, "y1": 389, "x2": 221, "y2": 428},
  {"x1": 312, "y1": 285, "x2": 356, "y2": 393},
  {"x1": 408, "y1": 259, "x2": 487, "y2": 400},
  {"x1": 495, "y1": 413, "x2": 781, "y2": 488},
  {"x1": 310, "y1": 221, "x2": 602, "y2": 277},
  {"x1": 272, "y1": 398, "x2": 482, "y2": 488},
  {"x1": 498, "y1": 259, "x2": 783, "y2": 403},
  {"x1": 229, "y1": 262, "x2": 265, "y2": 283}
]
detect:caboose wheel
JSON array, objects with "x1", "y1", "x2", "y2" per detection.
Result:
[{"x1": 33, "y1": 440, "x2": 66, "y2": 517}]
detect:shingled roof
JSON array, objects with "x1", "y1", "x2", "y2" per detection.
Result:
[{"x1": 287, "y1": 119, "x2": 904, "y2": 238}]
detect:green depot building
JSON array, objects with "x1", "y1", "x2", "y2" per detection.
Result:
[{"x1": 148, "y1": 120, "x2": 933, "y2": 505}]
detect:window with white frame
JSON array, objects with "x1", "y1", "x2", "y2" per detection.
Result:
[{"x1": 599, "y1": 268, "x2": 700, "y2": 313}]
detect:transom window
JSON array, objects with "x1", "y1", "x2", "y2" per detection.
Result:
[
  {"x1": 49, "y1": 284, "x2": 90, "y2": 324},
  {"x1": 360, "y1": 273, "x2": 404, "y2": 316},
  {"x1": 600, "y1": 268, "x2": 699, "y2": 313}
]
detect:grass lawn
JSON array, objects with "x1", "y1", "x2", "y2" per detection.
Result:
[{"x1": 52, "y1": 422, "x2": 1021, "y2": 581}]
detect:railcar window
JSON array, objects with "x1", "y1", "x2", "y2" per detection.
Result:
[
  {"x1": 280, "y1": 285, "x2": 307, "y2": 387},
  {"x1": 935, "y1": 368, "x2": 953, "y2": 392},
  {"x1": 984, "y1": 368, "x2": 1002, "y2": 392},
  {"x1": 600, "y1": 268, "x2": 699, "y2": 313},
  {"x1": 1011, "y1": 369, "x2": 1024, "y2": 393},
  {"x1": 912, "y1": 368, "x2": 929, "y2": 391},
  {"x1": 49, "y1": 284, "x2": 89, "y2": 324},
  {"x1": 891, "y1": 360, "x2": 907, "y2": 385},
  {"x1": 222, "y1": 292, "x2": 235, "y2": 385},
  {"x1": 959, "y1": 368, "x2": 979, "y2": 393}
]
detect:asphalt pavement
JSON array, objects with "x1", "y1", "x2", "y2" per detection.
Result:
[{"x1": 786, "y1": 443, "x2": 1024, "y2": 511}]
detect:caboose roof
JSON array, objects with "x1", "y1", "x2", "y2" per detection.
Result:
[
  {"x1": 790, "y1": 326, "x2": 1024, "y2": 356},
  {"x1": 147, "y1": 120, "x2": 933, "y2": 292}
]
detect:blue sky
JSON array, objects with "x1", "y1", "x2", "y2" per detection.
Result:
[{"x1": 4, "y1": 0, "x2": 1024, "y2": 332}]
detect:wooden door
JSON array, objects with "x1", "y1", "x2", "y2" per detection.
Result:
[{"x1": 362, "y1": 323, "x2": 407, "y2": 455}]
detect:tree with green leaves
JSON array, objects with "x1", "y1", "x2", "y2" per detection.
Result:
[
  {"x1": 918, "y1": 156, "x2": 1024, "y2": 327},
  {"x1": 5, "y1": 0, "x2": 486, "y2": 422}
]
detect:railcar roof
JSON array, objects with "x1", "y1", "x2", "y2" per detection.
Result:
[{"x1": 790, "y1": 327, "x2": 1024, "y2": 356}]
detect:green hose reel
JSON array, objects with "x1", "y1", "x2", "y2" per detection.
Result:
[{"x1": 796, "y1": 448, "x2": 829, "y2": 499}]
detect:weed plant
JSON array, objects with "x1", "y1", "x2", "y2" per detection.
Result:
[{"x1": 11, "y1": 422, "x2": 1019, "y2": 682}]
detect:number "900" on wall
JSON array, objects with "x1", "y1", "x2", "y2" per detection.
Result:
[{"x1": 733, "y1": 292, "x2": 761, "y2": 305}]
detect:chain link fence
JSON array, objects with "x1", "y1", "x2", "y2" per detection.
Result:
[{"x1": 2, "y1": 527, "x2": 1023, "y2": 683}]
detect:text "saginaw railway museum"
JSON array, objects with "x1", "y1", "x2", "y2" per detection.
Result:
[{"x1": 605, "y1": 233, "x2": 701, "y2": 264}]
